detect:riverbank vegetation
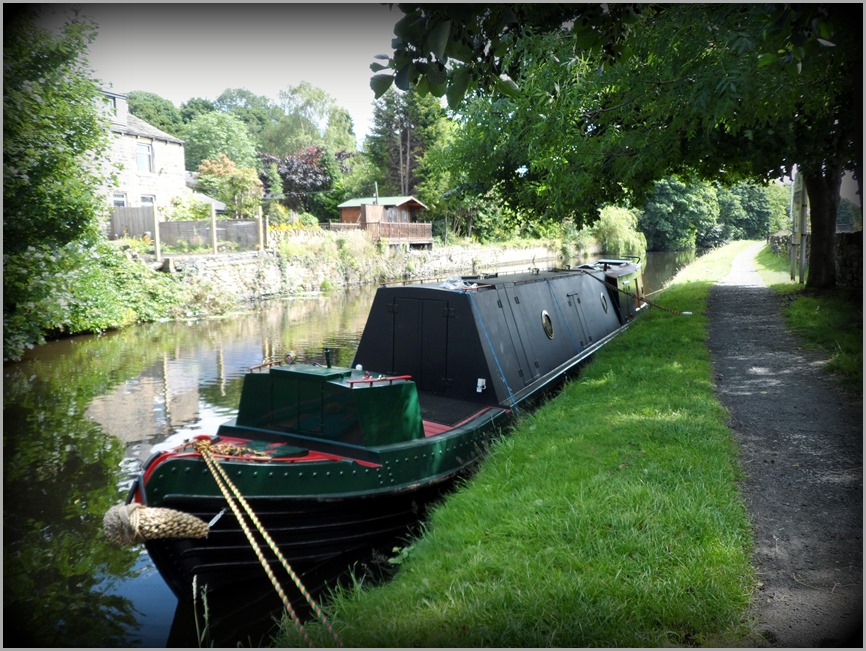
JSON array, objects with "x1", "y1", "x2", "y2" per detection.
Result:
[{"x1": 755, "y1": 246, "x2": 863, "y2": 391}]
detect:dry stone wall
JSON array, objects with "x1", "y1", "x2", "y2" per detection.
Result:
[
  {"x1": 164, "y1": 244, "x2": 562, "y2": 305},
  {"x1": 768, "y1": 232, "x2": 862, "y2": 287}
]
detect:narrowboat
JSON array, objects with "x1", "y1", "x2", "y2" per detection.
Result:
[{"x1": 106, "y1": 258, "x2": 646, "y2": 640}]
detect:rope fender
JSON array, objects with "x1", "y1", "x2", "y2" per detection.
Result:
[{"x1": 103, "y1": 503, "x2": 209, "y2": 546}]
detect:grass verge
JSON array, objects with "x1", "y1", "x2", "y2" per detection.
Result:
[
  {"x1": 277, "y1": 242, "x2": 761, "y2": 648},
  {"x1": 754, "y1": 244, "x2": 863, "y2": 391}
]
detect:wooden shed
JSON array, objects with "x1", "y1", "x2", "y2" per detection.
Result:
[
  {"x1": 337, "y1": 196, "x2": 429, "y2": 225},
  {"x1": 335, "y1": 195, "x2": 433, "y2": 248}
]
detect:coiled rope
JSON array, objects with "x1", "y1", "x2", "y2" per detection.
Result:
[{"x1": 193, "y1": 440, "x2": 343, "y2": 648}]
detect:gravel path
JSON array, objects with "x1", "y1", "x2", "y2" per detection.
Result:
[{"x1": 706, "y1": 242, "x2": 863, "y2": 647}]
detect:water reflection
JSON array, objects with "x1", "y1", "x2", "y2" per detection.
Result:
[
  {"x1": 3, "y1": 289, "x2": 376, "y2": 647},
  {"x1": 643, "y1": 250, "x2": 698, "y2": 295}
]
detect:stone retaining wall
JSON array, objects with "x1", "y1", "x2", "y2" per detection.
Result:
[
  {"x1": 163, "y1": 244, "x2": 564, "y2": 305},
  {"x1": 767, "y1": 232, "x2": 862, "y2": 287}
]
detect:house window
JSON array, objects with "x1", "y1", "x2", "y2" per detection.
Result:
[
  {"x1": 140, "y1": 195, "x2": 155, "y2": 206},
  {"x1": 136, "y1": 142, "x2": 154, "y2": 173},
  {"x1": 112, "y1": 193, "x2": 127, "y2": 207}
]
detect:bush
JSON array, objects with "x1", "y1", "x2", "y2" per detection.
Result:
[
  {"x1": 165, "y1": 195, "x2": 212, "y2": 221},
  {"x1": 592, "y1": 206, "x2": 647, "y2": 256},
  {"x1": 3, "y1": 240, "x2": 183, "y2": 361}
]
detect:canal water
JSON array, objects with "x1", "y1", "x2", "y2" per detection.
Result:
[{"x1": 3, "y1": 251, "x2": 693, "y2": 647}]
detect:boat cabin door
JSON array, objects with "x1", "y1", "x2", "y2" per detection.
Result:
[{"x1": 392, "y1": 298, "x2": 449, "y2": 394}]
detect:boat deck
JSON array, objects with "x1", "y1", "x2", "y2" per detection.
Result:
[{"x1": 419, "y1": 392, "x2": 498, "y2": 437}]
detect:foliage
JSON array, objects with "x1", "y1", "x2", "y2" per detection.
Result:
[
  {"x1": 262, "y1": 161, "x2": 289, "y2": 221},
  {"x1": 365, "y1": 87, "x2": 449, "y2": 196},
  {"x1": 325, "y1": 106, "x2": 358, "y2": 152},
  {"x1": 266, "y1": 202, "x2": 293, "y2": 225},
  {"x1": 215, "y1": 88, "x2": 281, "y2": 136},
  {"x1": 837, "y1": 197, "x2": 863, "y2": 231},
  {"x1": 262, "y1": 146, "x2": 344, "y2": 219},
  {"x1": 375, "y1": 4, "x2": 861, "y2": 289},
  {"x1": 412, "y1": 117, "x2": 458, "y2": 228},
  {"x1": 183, "y1": 111, "x2": 258, "y2": 170},
  {"x1": 165, "y1": 194, "x2": 212, "y2": 221},
  {"x1": 3, "y1": 6, "x2": 110, "y2": 254},
  {"x1": 229, "y1": 82, "x2": 360, "y2": 157},
  {"x1": 3, "y1": 241, "x2": 184, "y2": 361},
  {"x1": 197, "y1": 155, "x2": 263, "y2": 218},
  {"x1": 279, "y1": 82, "x2": 333, "y2": 144},
  {"x1": 126, "y1": 90, "x2": 183, "y2": 136},
  {"x1": 591, "y1": 206, "x2": 646, "y2": 256},
  {"x1": 639, "y1": 178, "x2": 720, "y2": 251},
  {"x1": 765, "y1": 181, "x2": 792, "y2": 233},
  {"x1": 179, "y1": 96, "x2": 216, "y2": 124},
  {"x1": 720, "y1": 182, "x2": 774, "y2": 240}
]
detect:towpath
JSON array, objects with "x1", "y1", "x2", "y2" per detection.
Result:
[{"x1": 705, "y1": 242, "x2": 863, "y2": 647}]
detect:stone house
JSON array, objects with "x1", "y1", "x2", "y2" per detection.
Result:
[{"x1": 102, "y1": 90, "x2": 187, "y2": 211}]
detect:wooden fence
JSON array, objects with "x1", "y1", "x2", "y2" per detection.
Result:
[
  {"x1": 108, "y1": 207, "x2": 433, "y2": 260},
  {"x1": 109, "y1": 206, "x2": 155, "y2": 239},
  {"x1": 108, "y1": 206, "x2": 265, "y2": 259},
  {"x1": 320, "y1": 221, "x2": 433, "y2": 245}
]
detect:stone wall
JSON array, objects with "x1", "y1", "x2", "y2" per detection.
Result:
[
  {"x1": 164, "y1": 244, "x2": 563, "y2": 305},
  {"x1": 836, "y1": 232, "x2": 863, "y2": 287},
  {"x1": 768, "y1": 232, "x2": 862, "y2": 287}
]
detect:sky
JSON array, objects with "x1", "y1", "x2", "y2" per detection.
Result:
[{"x1": 44, "y1": 3, "x2": 402, "y2": 145}]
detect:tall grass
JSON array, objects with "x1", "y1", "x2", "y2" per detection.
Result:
[{"x1": 276, "y1": 243, "x2": 762, "y2": 648}]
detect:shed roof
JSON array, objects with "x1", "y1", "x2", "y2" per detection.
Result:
[
  {"x1": 337, "y1": 196, "x2": 428, "y2": 210},
  {"x1": 191, "y1": 192, "x2": 226, "y2": 211}
]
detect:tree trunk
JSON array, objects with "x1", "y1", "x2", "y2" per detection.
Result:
[
  {"x1": 802, "y1": 165, "x2": 842, "y2": 290},
  {"x1": 403, "y1": 123, "x2": 411, "y2": 196}
]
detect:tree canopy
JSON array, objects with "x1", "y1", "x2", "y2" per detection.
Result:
[
  {"x1": 183, "y1": 111, "x2": 258, "y2": 170},
  {"x1": 374, "y1": 3, "x2": 862, "y2": 289},
  {"x1": 126, "y1": 90, "x2": 183, "y2": 137},
  {"x1": 365, "y1": 88, "x2": 447, "y2": 197},
  {"x1": 3, "y1": 5, "x2": 109, "y2": 253}
]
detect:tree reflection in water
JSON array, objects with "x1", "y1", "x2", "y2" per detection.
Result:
[{"x1": 3, "y1": 289, "x2": 375, "y2": 647}]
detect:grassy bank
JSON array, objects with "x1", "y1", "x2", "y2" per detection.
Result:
[
  {"x1": 754, "y1": 245, "x2": 863, "y2": 391},
  {"x1": 276, "y1": 242, "x2": 767, "y2": 647}
]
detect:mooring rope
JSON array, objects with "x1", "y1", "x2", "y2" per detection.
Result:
[
  {"x1": 577, "y1": 269, "x2": 688, "y2": 316},
  {"x1": 194, "y1": 440, "x2": 343, "y2": 648}
]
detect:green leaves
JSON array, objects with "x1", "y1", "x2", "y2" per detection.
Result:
[
  {"x1": 370, "y1": 73, "x2": 394, "y2": 98},
  {"x1": 446, "y1": 68, "x2": 472, "y2": 109},
  {"x1": 426, "y1": 20, "x2": 451, "y2": 60},
  {"x1": 4, "y1": 6, "x2": 108, "y2": 255},
  {"x1": 494, "y1": 74, "x2": 520, "y2": 98}
]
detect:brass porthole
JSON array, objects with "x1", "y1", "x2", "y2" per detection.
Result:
[
  {"x1": 541, "y1": 310, "x2": 554, "y2": 339},
  {"x1": 600, "y1": 292, "x2": 609, "y2": 313}
]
